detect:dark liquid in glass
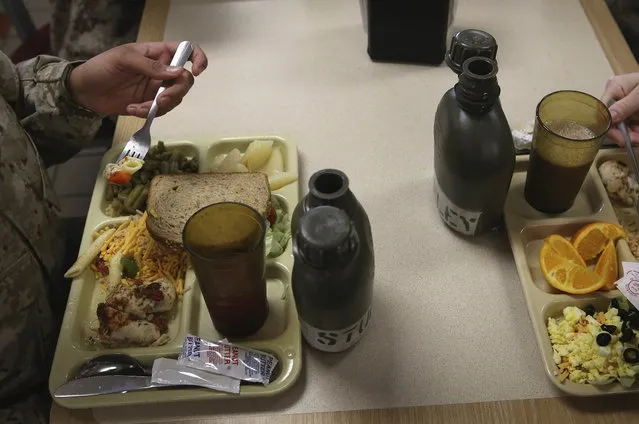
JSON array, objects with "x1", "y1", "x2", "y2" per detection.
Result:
[
  {"x1": 203, "y1": 287, "x2": 268, "y2": 339},
  {"x1": 524, "y1": 150, "x2": 592, "y2": 214},
  {"x1": 191, "y1": 243, "x2": 268, "y2": 339}
]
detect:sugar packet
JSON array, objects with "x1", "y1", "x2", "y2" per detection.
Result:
[
  {"x1": 512, "y1": 120, "x2": 534, "y2": 151},
  {"x1": 617, "y1": 262, "x2": 639, "y2": 311},
  {"x1": 151, "y1": 358, "x2": 240, "y2": 394},
  {"x1": 178, "y1": 334, "x2": 278, "y2": 385}
]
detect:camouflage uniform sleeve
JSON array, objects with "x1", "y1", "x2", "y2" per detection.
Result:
[{"x1": 10, "y1": 54, "x2": 103, "y2": 166}]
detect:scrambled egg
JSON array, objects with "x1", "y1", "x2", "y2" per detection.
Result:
[{"x1": 547, "y1": 306, "x2": 639, "y2": 386}]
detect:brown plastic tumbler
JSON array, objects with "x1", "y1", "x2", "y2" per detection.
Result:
[
  {"x1": 183, "y1": 202, "x2": 268, "y2": 338},
  {"x1": 524, "y1": 90, "x2": 611, "y2": 214}
]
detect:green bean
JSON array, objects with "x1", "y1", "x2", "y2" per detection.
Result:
[
  {"x1": 105, "y1": 184, "x2": 115, "y2": 201},
  {"x1": 169, "y1": 156, "x2": 179, "y2": 173},
  {"x1": 124, "y1": 184, "x2": 144, "y2": 209},
  {"x1": 160, "y1": 161, "x2": 170, "y2": 174},
  {"x1": 132, "y1": 187, "x2": 149, "y2": 211},
  {"x1": 109, "y1": 199, "x2": 123, "y2": 215},
  {"x1": 139, "y1": 170, "x2": 150, "y2": 184},
  {"x1": 117, "y1": 192, "x2": 128, "y2": 203},
  {"x1": 122, "y1": 204, "x2": 135, "y2": 215},
  {"x1": 144, "y1": 159, "x2": 160, "y2": 170}
]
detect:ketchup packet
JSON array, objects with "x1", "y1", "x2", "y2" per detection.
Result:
[
  {"x1": 177, "y1": 334, "x2": 278, "y2": 385},
  {"x1": 151, "y1": 358, "x2": 240, "y2": 394}
]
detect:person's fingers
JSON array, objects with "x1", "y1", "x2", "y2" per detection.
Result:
[
  {"x1": 609, "y1": 85, "x2": 639, "y2": 124},
  {"x1": 156, "y1": 98, "x2": 183, "y2": 117},
  {"x1": 126, "y1": 70, "x2": 193, "y2": 117},
  {"x1": 602, "y1": 73, "x2": 639, "y2": 102},
  {"x1": 189, "y1": 44, "x2": 208, "y2": 76},
  {"x1": 125, "y1": 103, "x2": 150, "y2": 118},
  {"x1": 629, "y1": 124, "x2": 639, "y2": 144},
  {"x1": 607, "y1": 124, "x2": 639, "y2": 146},
  {"x1": 119, "y1": 46, "x2": 183, "y2": 80},
  {"x1": 608, "y1": 128, "x2": 624, "y2": 146},
  {"x1": 154, "y1": 70, "x2": 194, "y2": 112},
  {"x1": 127, "y1": 98, "x2": 184, "y2": 118},
  {"x1": 602, "y1": 76, "x2": 628, "y2": 106},
  {"x1": 132, "y1": 42, "x2": 208, "y2": 76},
  {"x1": 157, "y1": 51, "x2": 172, "y2": 66}
]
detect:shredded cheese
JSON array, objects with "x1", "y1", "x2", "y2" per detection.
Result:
[{"x1": 98, "y1": 212, "x2": 187, "y2": 294}]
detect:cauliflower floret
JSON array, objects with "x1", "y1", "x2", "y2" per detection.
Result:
[{"x1": 598, "y1": 160, "x2": 639, "y2": 206}]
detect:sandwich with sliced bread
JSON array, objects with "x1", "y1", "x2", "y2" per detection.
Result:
[{"x1": 146, "y1": 172, "x2": 274, "y2": 250}]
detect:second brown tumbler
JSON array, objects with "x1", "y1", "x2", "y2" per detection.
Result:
[{"x1": 183, "y1": 202, "x2": 268, "y2": 338}]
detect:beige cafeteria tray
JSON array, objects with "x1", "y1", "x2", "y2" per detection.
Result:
[
  {"x1": 504, "y1": 149, "x2": 638, "y2": 396},
  {"x1": 49, "y1": 136, "x2": 302, "y2": 409}
]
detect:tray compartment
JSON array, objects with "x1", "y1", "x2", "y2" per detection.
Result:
[
  {"x1": 538, "y1": 296, "x2": 638, "y2": 394},
  {"x1": 99, "y1": 141, "x2": 202, "y2": 217},
  {"x1": 595, "y1": 151, "x2": 639, "y2": 257},
  {"x1": 506, "y1": 158, "x2": 605, "y2": 221},
  {"x1": 188, "y1": 262, "x2": 291, "y2": 343},
  {"x1": 64, "y1": 218, "x2": 193, "y2": 352},
  {"x1": 203, "y1": 136, "x2": 293, "y2": 174},
  {"x1": 542, "y1": 295, "x2": 623, "y2": 321},
  {"x1": 520, "y1": 220, "x2": 628, "y2": 295}
]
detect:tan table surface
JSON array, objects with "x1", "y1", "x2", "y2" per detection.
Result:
[{"x1": 52, "y1": 0, "x2": 639, "y2": 422}]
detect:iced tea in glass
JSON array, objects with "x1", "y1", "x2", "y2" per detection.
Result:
[
  {"x1": 524, "y1": 90, "x2": 611, "y2": 213},
  {"x1": 183, "y1": 202, "x2": 268, "y2": 338}
]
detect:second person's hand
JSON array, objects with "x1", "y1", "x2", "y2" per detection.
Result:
[
  {"x1": 68, "y1": 42, "x2": 208, "y2": 118},
  {"x1": 602, "y1": 72, "x2": 639, "y2": 145}
]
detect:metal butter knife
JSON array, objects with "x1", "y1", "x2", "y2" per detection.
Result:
[{"x1": 54, "y1": 375, "x2": 169, "y2": 398}]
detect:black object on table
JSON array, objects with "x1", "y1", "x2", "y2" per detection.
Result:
[{"x1": 364, "y1": 0, "x2": 454, "y2": 65}]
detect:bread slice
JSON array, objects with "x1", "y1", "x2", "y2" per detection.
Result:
[{"x1": 146, "y1": 172, "x2": 272, "y2": 250}]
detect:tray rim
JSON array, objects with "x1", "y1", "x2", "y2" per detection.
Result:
[
  {"x1": 49, "y1": 135, "x2": 302, "y2": 409},
  {"x1": 504, "y1": 150, "x2": 639, "y2": 396}
]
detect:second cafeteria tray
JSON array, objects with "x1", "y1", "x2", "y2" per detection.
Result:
[
  {"x1": 49, "y1": 136, "x2": 301, "y2": 409},
  {"x1": 504, "y1": 150, "x2": 638, "y2": 396}
]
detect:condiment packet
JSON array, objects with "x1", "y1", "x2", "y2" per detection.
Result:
[
  {"x1": 151, "y1": 358, "x2": 240, "y2": 394},
  {"x1": 178, "y1": 334, "x2": 278, "y2": 385},
  {"x1": 615, "y1": 262, "x2": 639, "y2": 310},
  {"x1": 512, "y1": 120, "x2": 534, "y2": 151}
]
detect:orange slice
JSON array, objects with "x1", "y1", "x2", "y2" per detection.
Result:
[
  {"x1": 571, "y1": 222, "x2": 626, "y2": 261},
  {"x1": 540, "y1": 235, "x2": 606, "y2": 294},
  {"x1": 541, "y1": 235, "x2": 586, "y2": 270},
  {"x1": 595, "y1": 240, "x2": 618, "y2": 291}
]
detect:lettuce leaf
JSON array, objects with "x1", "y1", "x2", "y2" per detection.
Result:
[{"x1": 265, "y1": 196, "x2": 291, "y2": 258}]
